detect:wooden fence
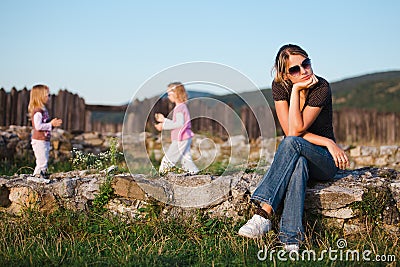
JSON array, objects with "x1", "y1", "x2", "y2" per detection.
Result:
[
  {"x1": 85, "y1": 104, "x2": 127, "y2": 133},
  {"x1": 239, "y1": 105, "x2": 400, "y2": 144},
  {"x1": 333, "y1": 109, "x2": 400, "y2": 144},
  {"x1": 0, "y1": 88, "x2": 86, "y2": 132},
  {"x1": 1, "y1": 88, "x2": 399, "y2": 144}
]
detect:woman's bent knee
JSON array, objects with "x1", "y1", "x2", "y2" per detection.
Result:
[{"x1": 279, "y1": 136, "x2": 303, "y2": 150}]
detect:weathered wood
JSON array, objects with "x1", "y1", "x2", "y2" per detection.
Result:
[
  {"x1": 16, "y1": 88, "x2": 29, "y2": 125},
  {"x1": 332, "y1": 109, "x2": 400, "y2": 144},
  {"x1": 86, "y1": 104, "x2": 127, "y2": 112},
  {"x1": 10, "y1": 88, "x2": 18, "y2": 125},
  {"x1": 5, "y1": 90, "x2": 12, "y2": 126},
  {"x1": 71, "y1": 94, "x2": 79, "y2": 131},
  {"x1": 79, "y1": 97, "x2": 86, "y2": 131},
  {"x1": 0, "y1": 88, "x2": 6, "y2": 126}
]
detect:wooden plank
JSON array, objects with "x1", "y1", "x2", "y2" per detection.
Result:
[
  {"x1": 86, "y1": 104, "x2": 128, "y2": 112},
  {"x1": 0, "y1": 88, "x2": 6, "y2": 126},
  {"x1": 10, "y1": 88, "x2": 18, "y2": 125}
]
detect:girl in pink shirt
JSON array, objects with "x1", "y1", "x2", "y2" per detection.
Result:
[{"x1": 155, "y1": 82, "x2": 199, "y2": 175}]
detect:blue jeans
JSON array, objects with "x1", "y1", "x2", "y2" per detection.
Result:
[{"x1": 251, "y1": 136, "x2": 338, "y2": 245}]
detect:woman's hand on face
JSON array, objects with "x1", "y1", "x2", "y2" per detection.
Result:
[
  {"x1": 155, "y1": 113, "x2": 165, "y2": 123},
  {"x1": 292, "y1": 74, "x2": 319, "y2": 92},
  {"x1": 327, "y1": 142, "x2": 349, "y2": 170}
]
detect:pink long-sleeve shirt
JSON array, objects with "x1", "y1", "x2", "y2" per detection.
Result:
[{"x1": 163, "y1": 103, "x2": 194, "y2": 141}]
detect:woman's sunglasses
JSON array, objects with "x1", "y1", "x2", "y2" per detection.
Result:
[{"x1": 287, "y1": 58, "x2": 311, "y2": 77}]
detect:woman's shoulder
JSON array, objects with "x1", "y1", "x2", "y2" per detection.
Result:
[
  {"x1": 315, "y1": 76, "x2": 330, "y2": 87},
  {"x1": 271, "y1": 79, "x2": 287, "y2": 91},
  {"x1": 308, "y1": 76, "x2": 332, "y2": 105}
]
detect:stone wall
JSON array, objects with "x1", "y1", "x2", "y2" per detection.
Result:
[
  {"x1": 0, "y1": 167, "x2": 399, "y2": 237},
  {"x1": 0, "y1": 126, "x2": 118, "y2": 162},
  {"x1": 348, "y1": 145, "x2": 400, "y2": 170},
  {"x1": 1, "y1": 125, "x2": 399, "y2": 236},
  {"x1": 1, "y1": 126, "x2": 399, "y2": 171}
]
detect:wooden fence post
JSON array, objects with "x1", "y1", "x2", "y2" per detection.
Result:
[{"x1": 0, "y1": 88, "x2": 6, "y2": 126}]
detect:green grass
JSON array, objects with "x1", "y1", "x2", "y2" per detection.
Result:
[
  {"x1": 1, "y1": 142, "x2": 398, "y2": 266},
  {"x1": 0, "y1": 137, "x2": 127, "y2": 176},
  {"x1": 0, "y1": 157, "x2": 74, "y2": 176},
  {"x1": 0, "y1": 207, "x2": 398, "y2": 267}
]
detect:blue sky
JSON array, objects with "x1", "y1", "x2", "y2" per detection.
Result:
[{"x1": 1, "y1": 1, "x2": 399, "y2": 105}]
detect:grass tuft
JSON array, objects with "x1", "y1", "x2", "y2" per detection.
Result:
[{"x1": 0, "y1": 207, "x2": 398, "y2": 266}]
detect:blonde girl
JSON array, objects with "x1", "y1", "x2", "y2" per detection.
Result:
[
  {"x1": 28, "y1": 84, "x2": 62, "y2": 178},
  {"x1": 154, "y1": 82, "x2": 199, "y2": 175}
]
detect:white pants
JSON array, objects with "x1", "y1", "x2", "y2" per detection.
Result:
[
  {"x1": 31, "y1": 139, "x2": 50, "y2": 175},
  {"x1": 159, "y1": 138, "x2": 198, "y2": 174}
]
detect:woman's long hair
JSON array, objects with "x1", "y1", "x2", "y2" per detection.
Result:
[{"x1": 272, "y1": 44, "x2": 309, "y2": 88}]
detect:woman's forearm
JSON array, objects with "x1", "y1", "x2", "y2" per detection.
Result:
[
  {"x1": 301, "y1": 131, "x2": 335, "y2": 148},
  {"x1": 288, "y1": 89, "x2": 304, "y2": 135}
]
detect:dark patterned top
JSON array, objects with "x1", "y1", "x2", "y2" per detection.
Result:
[{"x1": 272, "y1": 76, "x2": 335, "y2": 141}]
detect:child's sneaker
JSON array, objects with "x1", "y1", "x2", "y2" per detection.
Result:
[
  {"x1": 185, "y1": 170, "x2": 199, "y2": 176},
  {"x1": 238, "y1": 214, "x2": 271, "y2": 238},
  {"x1": 40, "y1": 170, "x2": 50, "y2": 179}
]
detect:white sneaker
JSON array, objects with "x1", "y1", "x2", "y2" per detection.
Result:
[
  {"x1": 283, "y1": 244, "x2": 299, "y2": 253},
  {"x1": 238, "y1": 214, "x2": 271, "y2": 238}
]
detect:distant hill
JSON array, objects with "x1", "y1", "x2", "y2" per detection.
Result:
[
  {"x1": 330, "y1": 71, "x2": 400, "y2": 112},
  {"x1": 159, "y1": 90, "x2": 214, "y2": 99},
  {"x1": 213, "y1": 71, "x2": 400, "y2": 113},
  {"x1": 91, "y1": 71, "x2": 400, "y2": 123},
  {"x1": 91, "y1": 90, "x2": 215, "y2": 123}
]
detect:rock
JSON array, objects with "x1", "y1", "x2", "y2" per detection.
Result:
[
  {"x1": 132, "y1": 174, "x2": 232, "y2": 208},
  {"x1": 306, "y1": 185, "x2": 364, "y2": 210},
  {"x1": 389, "y1": 182, "x2": 400, "y2": 210},
  {"x1": 106, "y1": 198, "x2": 146, "y2": 220},
  {"x1": 8, "y1": 186, "x2": 37, "y2": 210},
  {"x1": 53, "y1": 178, "x2": 78, "y2": 198},
  {"x1": 361, "y1": 146, "x2": 379, "y2": 156},
  {"x1": 380, "y1": 145, "x2": 398, "y2": 156},
  {"x1": 354, "y1": 156, "x2": 374, "y2": 166},
  {"x1": 321, "y1": 207, "x2": 355, "y2": 219},
  {"x1": 80, "y1": 178, "x2": 101, "y2": 200},
  {"x1": 344, "y1": 219, "x2": 366, "y2": 236},
  {"x1": 350, "y1": 147, "x2": 361, "y2": 157},
  {"x1": 112, "y1": 175, "x2": 146, "y2": 200}
]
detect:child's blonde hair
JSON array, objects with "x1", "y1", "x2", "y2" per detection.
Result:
[
  {"x1": 168, "y1": 82, "x2": 188, "y2": 102},
  {"x1": 28, "y1": 84, "x2": 49, "y2": 116}
]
